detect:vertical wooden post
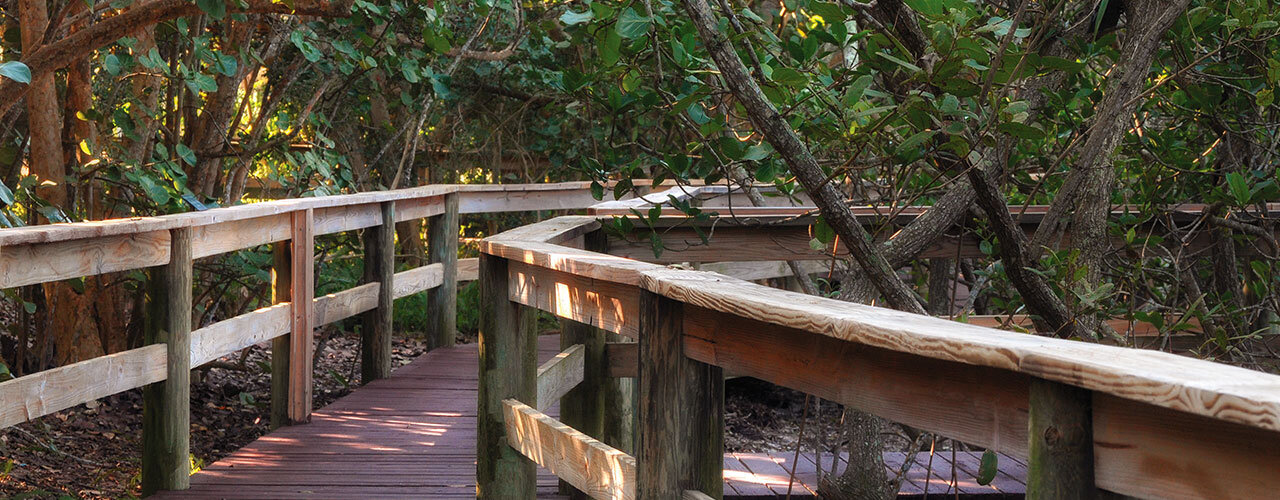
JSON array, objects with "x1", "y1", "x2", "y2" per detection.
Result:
[
  {"x1": 289, "y1": 209, "x2": 315, "y2": 423},
  {"x1": 362, "y1": 201, "x2": 395, "y2": 383},
  {"x1": 1027, "y1": 379, "x2": 1096, "y2": 499},
  {"x1": 636, "y1": 291, "x2": 724, "y2": 500},
  {"x1": 426, "y1": 192, "x2": 459, "y2": 350},
  {"x1": 270, "y1": 241, "x2": 291, "y2": 430},
  {"x1": 559, "y1": 229, "x2": 634, "y2": 499},
  {"x1": 558, "y1": 319, "x2": 603, "y2": 499},
  {"x1": 142, "y1": 227, "x2": 193, "y2": 495},
  {"x1": 477, "y1": 253, "x2": 536, "y2": 499}
]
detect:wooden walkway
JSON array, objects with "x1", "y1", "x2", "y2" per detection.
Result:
[{"x1": 156, "y1": 335, "x2": 1024, "y2": 499}]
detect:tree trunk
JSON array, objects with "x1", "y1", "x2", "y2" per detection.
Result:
[
  {"x1": 21, "y1": 0, "x2": 65, "y2": 211},
  {"x1": 681, "y1": 0, "x2": 924, "y2": 315}
]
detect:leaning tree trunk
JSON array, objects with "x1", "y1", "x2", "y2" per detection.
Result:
[{"x1": 1027, "y1": 0, "x2": 1191, "y2": 337}]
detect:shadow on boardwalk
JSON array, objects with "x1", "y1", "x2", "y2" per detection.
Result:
[{"x1": 156, "y1": 335, "x2": 1024, "y2": 499}]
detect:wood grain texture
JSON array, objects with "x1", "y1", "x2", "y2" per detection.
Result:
[
  {"x1": 142, "y1": 227, "x2": 193, "y2": 494},
  {"x1": 485, "y1": 216, "x2": 603, "y2": 245},
  {"x1": 637, "y1": 292, "x2": 723, "y2": 500},
  {"x1": 191, "y1": 214, "x2": 290, "y2": 258},
  {"x1": 559, "y1": 321, "x2": 603, "y2": 499},
  {"x1": 314, "y1": 203, "x2": 381, "y2": 235},
  {"x1": 426, "y1": 193, "x2": 459, "y2": 350},
  {"x1": 191, "y1": 303, "x2": 291, "y2": 367},
  {"x1": 605, "y1": 342, "x2": 638, "y2": 378},
  {"x1": 1026, "y1": 380, "x2": 1094, "y2": 498},
  {"x1": 394, "y1": 195, "x2": 445, "y2": 221},
  {"x1": 0, "y1": 230, "x2": 170, "y2": 288},
  {"x1": 459, "y1": 188, "x2": 603, "y2": 214},
  {"x1": 392, "y1": 263, "x2": 444, "y2": 299},
  {"x1": 0, "y1": 345, "x2": 166, "y2": 428},
  {"x1": 270, "y1": 242, "x2": 291, "y2": 430},
  {"x1": 162, "y1": 334, "x2": 1025, "y2": 499},
  {"x1": 685, "y1": 308, "x2": 1032, "y2": 457},
  {"x1": 694, "y1": 260, "x2": 833, "y2": 281},
  {"x1": 361, "y1": 202, "x2": 396, "y2": 383},
  {"x1": 502, "y1": 399, "x2": 637, "y2": 500},
  {"x1": 638, "y1": 267, "x2": 1280, "y2": 433},
  {"x1": 457, "y1": 257, "x2": 479, "y2": 282},
  {"x1": 0, "y1": 184, "x2": 1256, "y2": 247},
  {"x1": 314, "y1": 282, "x2": 378, "y2": 326},
  {"x1": 288, "y1": 209, "x2": 315, "y2": 424},
  {"x1": 536, "y1": 345, "x2": 585, "y2": 411},
  {"x1": 477, "y1": 253, "x2": 538, "y2": 499},
  {"x1": 1093, "y1": 394, "x2": 1280, "y2": 499},
  {"x1": 508, "y1": 259, "x2": 641, "y2": 338}
]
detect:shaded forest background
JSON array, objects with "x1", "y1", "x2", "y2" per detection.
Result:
[{"x1": 0, "y1": 0, "x2": 1277, "y2": 496}]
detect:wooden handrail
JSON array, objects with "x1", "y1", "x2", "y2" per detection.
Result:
[
  {"x1": 480, "y1": 214, "x2": 1280, "y2": 500},
  {"x1": 0, "y1": 181, "x2": 665, "y2": 495},
  {"x1": 3, "y1": 180, "x2": 1277, "y2": 498}
]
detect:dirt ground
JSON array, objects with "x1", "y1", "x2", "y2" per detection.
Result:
[{"x1": 2, "y1": 334, "x2": 870, "y2": 500}]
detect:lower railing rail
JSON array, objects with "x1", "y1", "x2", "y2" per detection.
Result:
[{"x1": 477, "y1": 216, "x2": 1280, "y2": 500}]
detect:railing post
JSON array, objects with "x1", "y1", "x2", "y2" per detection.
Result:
[
  {"x1": 637, "y1": 290, "x2": 724, "y2": 500},
  {"x1": 361, "y1": 201, "x2": 395, "y2": 383},
  {"x1": 560, "y1": 230, "x2": 635, "y2": 498},
  {"x1": 426, "y1": 192, "x2": 459, "y2": 350},
  {"x1": 142, "y1": 227, "x2": 192, "y2": 495},
  {"x1": 1027, "y1": 379, "x2": 1096, "y2": 499},
  {"x1": 289, "y1": 209, "x2": 315, "y2": 423},
  {"x1": 477, "y1": 252, "x2": 537, "y2": 499},
  {"x1": 269, "y1": 239, "x2": 291, "y2": 430}
]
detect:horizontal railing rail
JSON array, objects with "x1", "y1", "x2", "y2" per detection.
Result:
[
  {"x1": 0, "y1": 181, "x2": 691, "y2": 495},
  {"x1": 3, "y1": 179, "x2": 1275, "y2": 498},
  {"x1": 478, "y1": 214, "x2": 1280, "y2": 500}
]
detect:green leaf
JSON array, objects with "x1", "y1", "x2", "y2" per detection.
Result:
[
  {"x1": 895, "y1": 129, "x2": 936, "y2": 157},
  {"x1": 1257, "y1": 88, "x2": 1274, "y2": 108},
  {"x1": 102, "y1": 54, "x2": 123, "y2": 76},
  {"x1": 977, "y1": 449, "x2": 998, "y2": 485},
  {"x1": 37, "y1": 206, "x2": 68, "y2": 223},
  {"x1": 997, "y1": 122, "x2": 1045, "y2": 140},
  {"x1": 649, "y1": 231, "x2": 663, "y2": 258},
  {"x1": 196, "y1": 0, "x2": 226, "y2": 20},
  {"x1": 600, "y1": 30, "x2": 622, "y2": 66},
  {"x1": 843, "y1": 74, "x2": 874, "y2": 106},
  {"x1": 560, "y1": 9, "x2": 593, "y2": 26},
  {"x1": 1225, "y1": 172, "x2": 1251, "y2": 206},
  {"x1": 0, "y1": 180, "x2": 13, "y2": 206},
  {"x1": 616, "y1": 8, "x2": 651, "y2": 39},
  {"x1": 176, "y1": 144, "x2": 197, "y2": 166},
  {"x1": 742, "y1": 144, "x2": 770, "y2": 161},
  {"x1": 806, "y1": 2, "x2": 847, "y2": 24},
  {"x1": 904, "y1": 0, "x2": 947, "y2": 17},
  {"x1": 771, "y1": 67, "x2": 809, "y2": 88},
  {"x1": 813, "y1": 217, "x2": 835, "y2": 244},
  {"x1": 876, "y1": 52, "x2": 922, "y2": 73},
  {"x1": 590, "y1": 181, "x2": 604, "y2": 200},
  {"x1": 0, "y1": 61, "x2": 31, "y2": 84}
]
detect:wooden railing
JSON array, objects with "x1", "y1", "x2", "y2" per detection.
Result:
[
  {"x1": 3, "y1": 180, "x2": 1276, "y2": 498},
  {"x1": 478, "y1": 214, "x2": 1280, "y2": 500},
  {"x1": 0, "y1": 181, "x2": 659, "y2": 495}
]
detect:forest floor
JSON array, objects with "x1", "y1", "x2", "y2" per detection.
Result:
[{"x1": 1, "y1": 331, "x2": 884, "y2": 499}]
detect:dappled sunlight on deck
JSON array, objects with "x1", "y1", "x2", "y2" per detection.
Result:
[{"x1": 154, "y1": 335, "x2": 1024, "y2": 499}]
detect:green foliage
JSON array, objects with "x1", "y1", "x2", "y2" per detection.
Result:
[{"x1": 0, "y1": 61, "x2": 31, "y2": 84}]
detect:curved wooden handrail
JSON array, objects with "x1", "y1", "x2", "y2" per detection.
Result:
[
  {"x1": 482, "y1": 214, "x2": 1280, "y2": 499},
  {"x1": 0, "y1": 182, "x2": 633, "y2": 430}
]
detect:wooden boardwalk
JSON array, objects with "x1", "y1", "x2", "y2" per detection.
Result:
[{"x1": 156, "y1": 335, "x2": 1024, "y2": 499}]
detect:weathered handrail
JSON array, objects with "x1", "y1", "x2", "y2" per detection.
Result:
[
  {"x1": 0, "y1": 181, "x2": 665, "y2": 495},
  {"x1": 479, "y1": 215, "x2": 1280, "y2": 499}
]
